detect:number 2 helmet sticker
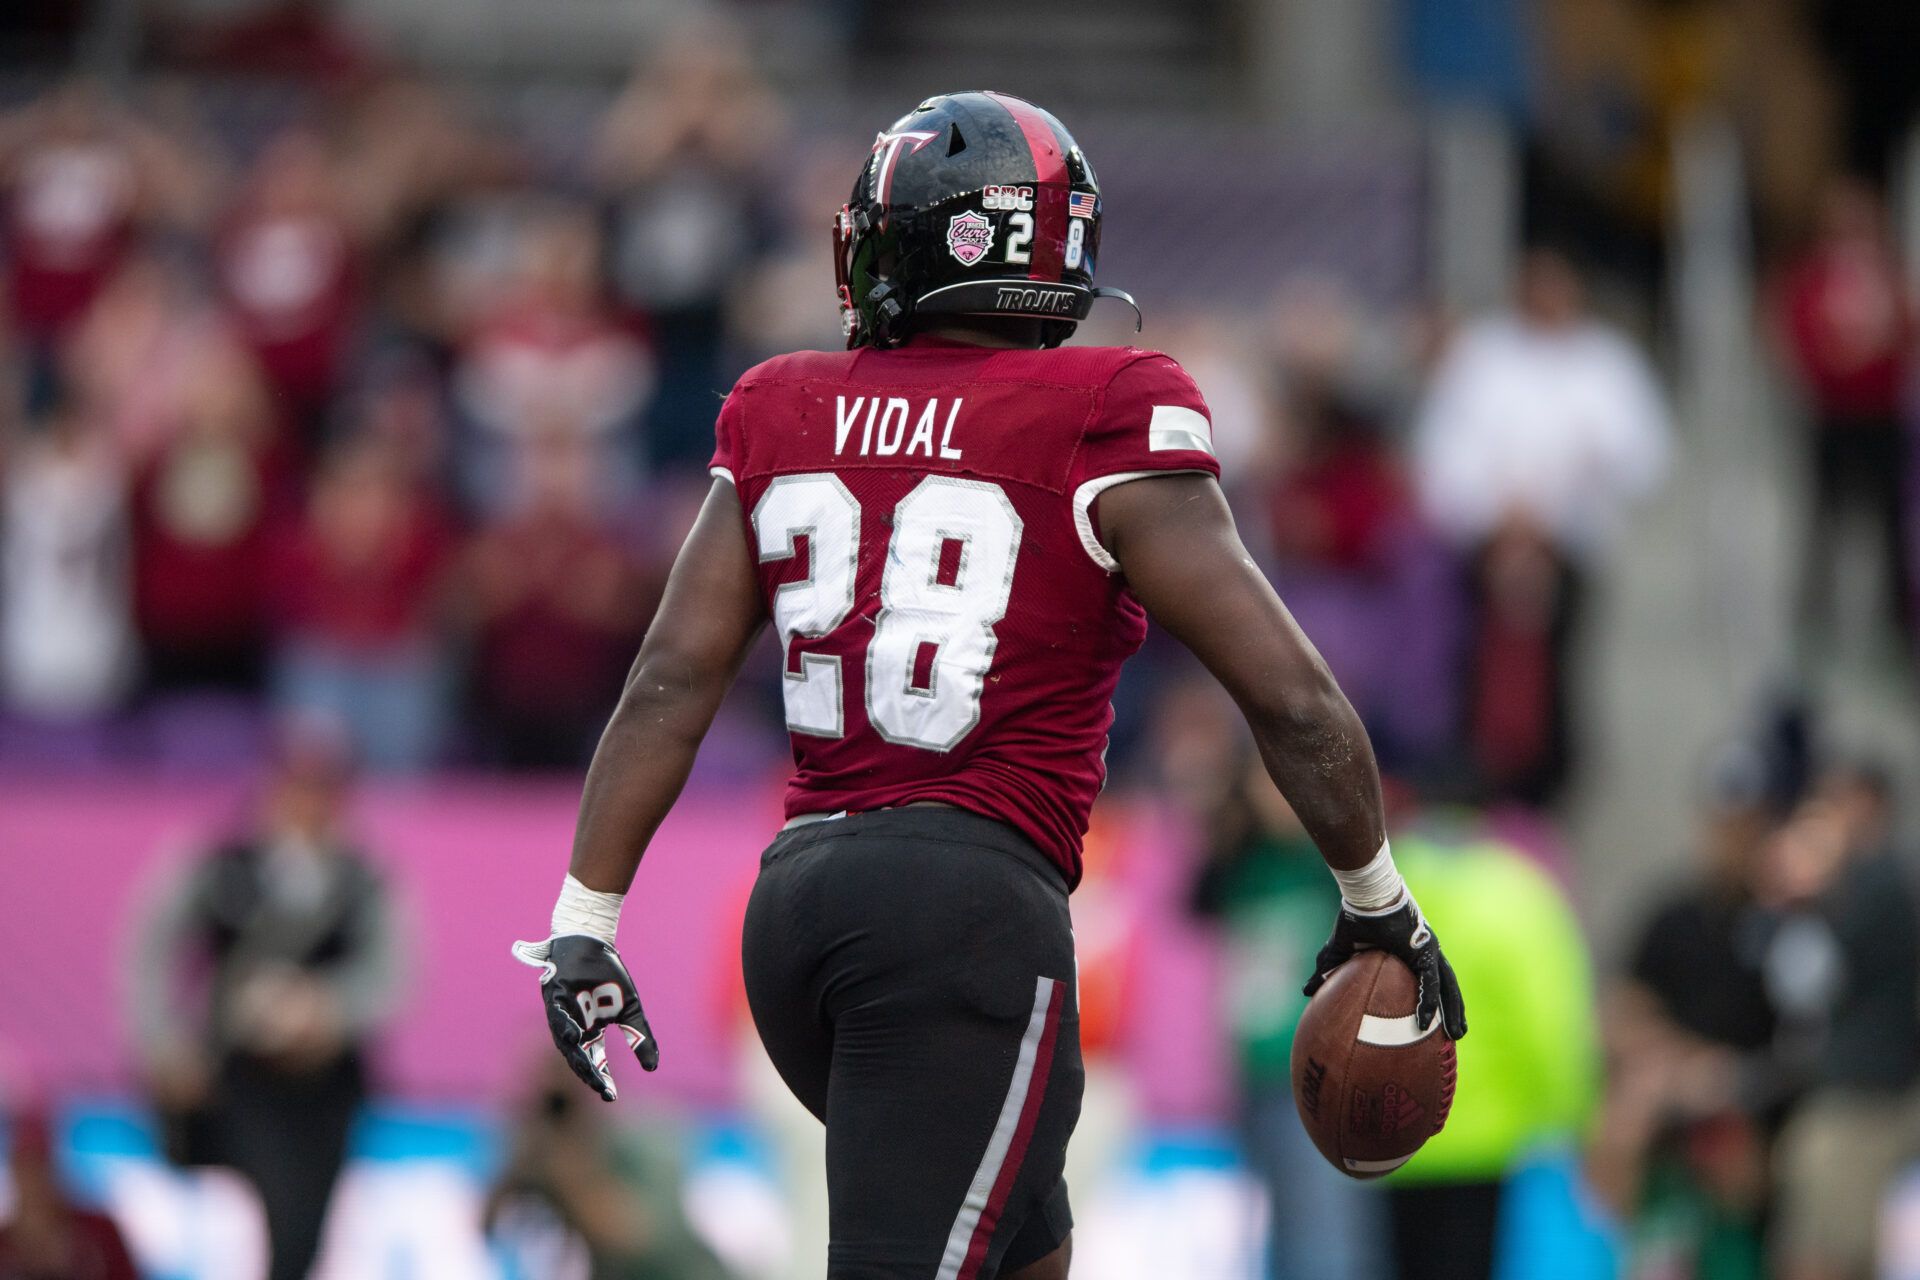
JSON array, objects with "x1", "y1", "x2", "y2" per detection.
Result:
[{"x1": 945, "y1": 211, "x2": 995, "y2": 266}]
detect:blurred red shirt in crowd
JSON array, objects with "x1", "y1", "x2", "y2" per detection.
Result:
[
  {"x1": 129, "y1": 339, "x2": 293, "y2": 686},
  {"x1": 1778, "y1": 177, "x2": 1913, "y2": 423},
  {"x1": 1268, "y1": 393, "x2": 1413, "y2": 574},
  {"x1": 216, "y1": 129, "x2": 362, "y2": 425},
  {"x1": 452, "y1": 206, "x2": 654, "y2": 450},
  {"x1": 2, "y1": 95, "x2": 139, "y2": 342},
  {"x1": 0, "y1": 1110, "x2": 138, "y2": 1280},
  {"x1": 464, "y1": 422, "x2": 655, "y2": 762},
  {"x1": 270, "y1": 437, "x2": 452, "y2": 654}
]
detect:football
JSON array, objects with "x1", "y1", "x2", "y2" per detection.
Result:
[{"x1": 1290, "y1": 950, "x2": 1457, "y2": 1179}]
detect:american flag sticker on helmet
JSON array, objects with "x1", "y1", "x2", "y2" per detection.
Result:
[{"x1": 1068, "y1": 192, "x2": 1097, "y2": 219}]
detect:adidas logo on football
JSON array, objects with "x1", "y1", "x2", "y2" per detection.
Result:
[{"x1": 1381, "y1": 1083, "x2": 1426, "y2": 1134}]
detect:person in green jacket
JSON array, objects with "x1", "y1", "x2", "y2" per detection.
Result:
[
  {"x1": 1192, "y1": 754, "x2": 1388, "y2": 1280},
  {"x1": 1379, "y1": 821, "x2": 1603, "y2": 1279}
]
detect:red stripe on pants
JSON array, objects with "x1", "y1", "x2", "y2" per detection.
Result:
[{"x1": 957, "y1": 977, "x2": 1065, "y2": 1280}]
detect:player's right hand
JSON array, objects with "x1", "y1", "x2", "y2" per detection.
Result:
[{"x1": 510, "y1": 934, "x2": 659, "y2": 1100}]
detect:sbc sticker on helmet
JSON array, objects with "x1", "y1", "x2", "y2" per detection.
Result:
[
  {"x1": 982, "y1": 184, "x2": 1034, "y2": 211},
  {"x1": 946, "y1": 211, "x2": 995, "y2": 266}
]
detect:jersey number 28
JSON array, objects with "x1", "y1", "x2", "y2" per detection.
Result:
[{"x1": 752, "y1": 474, "x2": 1023, "y2": 752}]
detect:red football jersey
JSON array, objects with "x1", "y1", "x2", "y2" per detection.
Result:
[{"x1": 709, "y1": 338, "x2": 1219, "y2": 885}]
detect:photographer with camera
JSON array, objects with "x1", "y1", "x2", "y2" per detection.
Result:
[{"x1": 486, "y1": 1055, "x2": 734, "y2": 1280}]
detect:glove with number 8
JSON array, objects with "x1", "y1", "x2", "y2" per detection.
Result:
[{"x1": 510, "y1": 934, "x2": 658, "y2": 1100}]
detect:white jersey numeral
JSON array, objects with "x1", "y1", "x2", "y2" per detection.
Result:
[
  {"x1": 753, "y1": 475, "x2": 860, "y2": 737},
  {"x1": 753, "y1": 475, "x2": 1024, "y2": 752},
  {"x1": 869, "y1": 478, "x2": 1023, "y2": 750}
]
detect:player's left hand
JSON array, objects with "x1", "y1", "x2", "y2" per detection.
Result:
[
  {"x1": 510, "y1": 934, "x2": 659, "y2": 1100},
  {"x1": 1304, "y1": 894, "x2": 1467, "y2": 1041}
]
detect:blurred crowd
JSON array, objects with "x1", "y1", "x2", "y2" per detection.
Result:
[
  {"x1": 1598, "y1": 725, "x2": 1920, "y2": 1280},
  {"x1": 0, "y1": 36, "x2": 799, "y2": 774},
  {"x1": 0, "y1": 60, "x2": 1693, "y2": 815},
  {"x1": 10, "y1": 1, "x2": 1920, "y2": 1277}
]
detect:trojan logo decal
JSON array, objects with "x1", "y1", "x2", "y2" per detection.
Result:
[
  {"x1": 946, "y1": 211, "x2": 995, "y2": 266},
  {"x1": 869, "y1": 129, "x2": 939, "y2": 205}
]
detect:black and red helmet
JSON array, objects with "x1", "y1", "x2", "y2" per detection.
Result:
[{"x1": 834, "y1": 91, "x2": 1138, "y2": 349}]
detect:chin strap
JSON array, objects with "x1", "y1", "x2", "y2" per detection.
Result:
[{"x1": 1090, "y1": 286, "x2": 1142, "y2": 332}]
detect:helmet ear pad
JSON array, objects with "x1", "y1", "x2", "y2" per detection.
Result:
[{"x1": 866, "y1": 279, "x2": 907, "y2": 348}]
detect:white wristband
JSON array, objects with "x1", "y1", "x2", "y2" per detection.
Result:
[
  {"x1": 551, "y1": 874, "x2": 623, "y2": 945},
  {"x1": 1331, "y1": 840, "x2": 1407, "y2": 914}
]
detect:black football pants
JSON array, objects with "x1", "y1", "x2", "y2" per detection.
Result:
[{"x1": 742, "y1": 807, "x2": 1083, "y2": 1279}]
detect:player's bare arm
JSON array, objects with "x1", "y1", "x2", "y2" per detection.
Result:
[
  {"x1": 1100, "y1": 472, "x2": 1467, "y2": 1039},
  {"x1": 1100, "y1": 473, "x2": 1383, "y2": 869},
  {"x1": 570, "y1": 480, "x2": 765, "y2": 894},
  {"x1": 511, "y1": 479, "x2": 764, "y2": 1099}
]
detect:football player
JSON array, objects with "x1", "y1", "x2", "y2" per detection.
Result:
[{"x1": 516, "y1": 91, "x2": 1466, "y2": 1279}]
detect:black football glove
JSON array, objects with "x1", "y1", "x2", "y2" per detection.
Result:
[
  {"x1": 510, "y1": 933, "x2": 659, "y2": 1100},
  {"x1": 1303, "y1": 893, "x2": 1467, "y2": 1041}
]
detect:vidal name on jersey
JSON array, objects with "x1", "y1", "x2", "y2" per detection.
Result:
[{"x1": 833, "y1": 395, "x2": 965, "y2": 460}]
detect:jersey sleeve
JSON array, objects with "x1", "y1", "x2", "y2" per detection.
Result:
[
  {"x1": 1069, "y1": 352, "x2": 1222, "y2": 571},
  {"x1": 708, "y1": 389, "x2": 745, "y2": 484}
]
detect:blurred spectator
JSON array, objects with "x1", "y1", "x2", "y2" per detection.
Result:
[
  {"x1": 1773, "y1": 177, "x2": 1914, "y2": 657},
  {"x1": 460, "y1": 421, "x2": 655, "y2": 769},
  {"x1": 1620, "y1": 743, "x2": 1785, "y2": 1060},
  {"x1": 163, "y1": 0, "x2": 378, "y2": 86},
  {"x1": 487, "y1": 1055, "x2": 735, "y2": 1280},
  {"x1": 128, "y1": 335, "x2": 289, "y2": 695},
  {"x1": 335, "y1": 75, "x2": 523, "y2": 248},
  {"x1": 1590, "y1": 1064, "x2": 1769, "y2": 1280},
  {"x1": 268, "y1": 436, "x2": 452, "y2": 770},
  {"x1": 726, "y1": 147, "x2": 859, "y2": 364},
  {"x1": 60, "y1": 249, "x2": 221, "y2": 459},
  {"x1": 126, "y1": 727, "x2": 402, "y2": 1280},
  {"x1": 593, "y1": 21, "x2": 780, "y2": 470},
  {"x1": 1594, "y1": 740, "x2": 1799, "y2": 1279},
  {"x1": 0, "y1": 80, "x2": 211, "y2": 408},
  {"x1": 216, "y1": 127, "x2": 364, "y2": 440},
  {"x1": 1767, "y1": 761, "x2": 1920, "y2": 1280},
  {"x1": 334, "y1": 76, "x2": 530, "y2": 351},
  {"x1": 0, "y1": 1109, "x2": 138, "y2": 1280},
  {"x1": 1247, "y1": 282, "x2": 1462, "y2": 778},
  {"x1": 0, "y1": 398, "x2": 135, "y2": 720},
  {"x1": 1413, "y1": 248, "x2": 1671, "y2": 803},
  {"x1": 1382, "y1": 821, "x2": 1600, "y2": 1280},
  {"x1": 1267, "y1": 379, "x2": 1412, "y2": 578},
  {"x1": 451, "y1": 202, "x2": 654, "y2": 513},
  {"x1": 335, "y1": 357, "x2": 452, "y2": 493},
  {"x1": 1190, "y1": 751, "x2": 1385, "y2": 1280}
]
